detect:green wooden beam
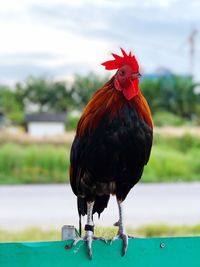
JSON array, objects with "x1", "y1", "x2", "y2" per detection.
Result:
[{"x1": 1, "y1": 237, "x2": 200, "y2": 267}]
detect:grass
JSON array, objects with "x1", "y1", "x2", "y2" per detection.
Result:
[
  {"x1": 143, "y1": 134, "x2": 200, "y2": 182},
  {"x1": 0, "y1": 134, "x2": 199, "y2": 184},
  {"x1": 153, "y1": 111, "x2": 185, "y2": 127},
  {"x1": 1, "y1": 225, "x2": 200, "y2": 242},
  {"x1": 0, "y1": 144, "x2": 70, "y2": 184},
  {"x1": 0, "y1": 228, "x2": 60, "y2": 242}
]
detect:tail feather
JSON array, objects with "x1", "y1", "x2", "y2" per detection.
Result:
[
  {"x1": 79, "y1": 213, "x2": 82, "y2": 236},
  {"x1": 93, "y1": 195, "x2": 110, "y2": 217}
]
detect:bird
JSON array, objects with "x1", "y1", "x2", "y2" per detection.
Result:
[{"x1": 70, "y1": 48, "x2": 153, "y2": 259}]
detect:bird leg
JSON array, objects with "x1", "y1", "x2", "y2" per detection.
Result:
[
  {"x1": 73, "y1": 201, "x2": 95, "y2": 259},
  {"x1": 112, "y1": 200, "x2": 128, "y2": 256},
  {"x1": 85, "y1": 201, "x2": 95, "y2": 259}
]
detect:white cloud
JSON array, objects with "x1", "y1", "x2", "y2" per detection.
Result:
[
  {"x1": 0, "y1": 0, "x2": 199, "y2": 84},
  {"x1": 0, "y1": 11, "x2": 108, "y2": 58}
]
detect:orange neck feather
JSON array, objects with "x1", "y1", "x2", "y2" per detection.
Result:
[
  {"x1": 77, "y1": 77, "x2": 153, "y2": 137},
  {"x1": 131, "y1": 90, "x2": 153, "y2": 129}
]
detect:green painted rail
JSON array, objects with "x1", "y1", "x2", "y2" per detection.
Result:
[{"x1": 0, "y1": 237, "x2": 200, "y2": 267}]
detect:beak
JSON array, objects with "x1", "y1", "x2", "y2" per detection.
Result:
[{"x1": 132, "y1": 72, "x2": 141, "y2": 79}]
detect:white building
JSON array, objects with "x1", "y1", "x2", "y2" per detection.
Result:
[{"x1": 26, "y1": 113, "x2": 67, "y2": 137}]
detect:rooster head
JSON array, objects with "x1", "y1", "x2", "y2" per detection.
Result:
[{"x1": 101, "y1": 48, "x2": 141, "y2": 100}]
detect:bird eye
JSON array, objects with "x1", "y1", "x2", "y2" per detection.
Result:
[{"x1": 120, "y1": 69, "x2": 126, "y2": 76}]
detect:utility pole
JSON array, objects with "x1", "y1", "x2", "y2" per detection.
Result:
[{"x1": 188, "y1": 28, "x2": 198, "y2": 76}]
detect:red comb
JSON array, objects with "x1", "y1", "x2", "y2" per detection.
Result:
[{"x1": 101, "y1": 48, "x2": 139, "y2": 71}]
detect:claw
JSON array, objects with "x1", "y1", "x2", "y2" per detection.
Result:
[
  {"x1": 111, "y1": 232, "x2": 128, "y2": 256},
  {"x1": 87, "y1": 236, "x2": 93, "y2": 259},
  {"x1": 72, "y1": 231, "x2": 93, "y2": 259},
  {"x1": 72, "y1": 231, "x2": 107, "y2": 259},
  {"x1": 121, "y1": 233, "x2": 128, "y2": 256},
  {"x1": 72, "y1": 237, "x2": 83, "y2": 247}
]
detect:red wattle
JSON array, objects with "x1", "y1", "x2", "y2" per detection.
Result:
[{"x1": 123, "y1": 79, "x2": 139, "y2": 100}]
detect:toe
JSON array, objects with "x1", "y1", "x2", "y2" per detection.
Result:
[
  {"x1": 111, "y1": 235, "x2": 119, "y2": 244},
  {"x1": 86, "y1": 237, "x2": 93, "y2": 259},
  {"x1": 113, "y1": 220, "x2": 120, "y2": 227},
  {"x1": 88, "y1": 247, "x2": 92, "y2": 259},
  {"x1": 111, "y1": 233, "x2": 128, "y2": 256},
  {"x1": 72, "y1": 231, "x2": 95, "y2": 259},
  {"x1": 72, "y1": 237, "x2": 83, "y2": 247},
  {"x1": 121, "y1": 234, "x2": 128, "y2": 256}
]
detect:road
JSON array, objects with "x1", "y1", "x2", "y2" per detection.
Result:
[{"x1": 0, "y1": 183, "x2": 200, "y2": 230}]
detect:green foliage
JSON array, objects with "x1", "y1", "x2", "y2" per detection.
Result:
[
  {"x1": 0, "y1": 86, "x2": 24, "y2": 124},
  {"x1": 153, "y1": 111, "x2": 185, "y2": 126},
  {"x1": 154, "y1": 134, "x2": 200, "y2": 153},
  {"x1": 16, "y1": 77, "x2": 75, "y2": 112},
  {"x1": 141, "y1": 75, "x2": 200, "y2": 123},
  {"x1": 143, "y1": 146, "x2": 199, "y2": 182},
  {"x1": 0, "y1": 144, "x2": 70, "y2": 184},
  {"x1": 0, "y1": 135, "x2": 200, "y2": 184},
  {"x1": 66, "y1": 112, "x2": 80, "y2": 131},
  {"x1": 143, "y1": 134, "x2": 200, "y2": 182},
  {"x1": 15, "y1": 74, "x2": 108, "y2": 113},
  {"x1": 70, "y1": 72, "x2": 108, "y2": 108},
  {"x1": 1, "y1": 73, "x2": 200, "y2": 126},
  {"x1": 134, "y1": 224, "x2": 200, "y2": 237},
  {"x1": 0, "y1": 228, "x2": 60, "y2": 242}
]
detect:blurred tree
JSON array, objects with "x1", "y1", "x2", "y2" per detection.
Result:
[
  {"x1": 140, "y1": 77, "x2": 161, "y2": 113},
  {"x1": 0, "y1": 86, "x2": 24, "y2": 124},
  {"x1": 16, "y1": 77, "x2": 75, "y2": 112},
  {"x1": 1, "y1": 73, "x2": 199, "y2": 126},
  {"x1": 71, "y1": 72, "x2": 108, "y2": 108},
  {"x1": 141, "y1": 75, "x2": 199, "y2": 121},
  {"x1": 48, "y1": 82, "x2": 76, "y2": 111},
  {"x1": 169, "y1": 75, "x2": 198, "y2": 119}
]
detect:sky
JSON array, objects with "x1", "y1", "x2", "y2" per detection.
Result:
[{"x1": 0, "y1": 0, "x2": 200, "y2": 86}]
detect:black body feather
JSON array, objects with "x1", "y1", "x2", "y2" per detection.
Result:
[{"x1": 70, "y1": 102, "x2": 153, "y2": 219}]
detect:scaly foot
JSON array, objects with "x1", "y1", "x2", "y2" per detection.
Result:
[
  {"x1": 73, "y1": 230, "x2": 94, "y2": 259},
  {"x1": 73, "y1": 231, "x2": 107, "y2": 259},
  {"x1": 111, "y1": 229, "x2": 129, "y2": 256}
]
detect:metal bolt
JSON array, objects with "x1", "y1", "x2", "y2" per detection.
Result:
[
  {"x1": 65, "y1": 245, "x2": 70, "y2": 250},
  {"x1": 160, "y1": 242, "x2": 165, "y2": 248}
]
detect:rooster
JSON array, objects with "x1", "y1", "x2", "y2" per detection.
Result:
[{"x1": 70, "y1": 48, "x2": 153, "y2": 258}]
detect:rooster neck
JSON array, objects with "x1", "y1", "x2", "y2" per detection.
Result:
[
  {"x1": 77, "y1": 78, "x2": 153, "y2": 137},
  {"x1": 130, "y1": 91, "x2": 153, "y2": 129}
]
